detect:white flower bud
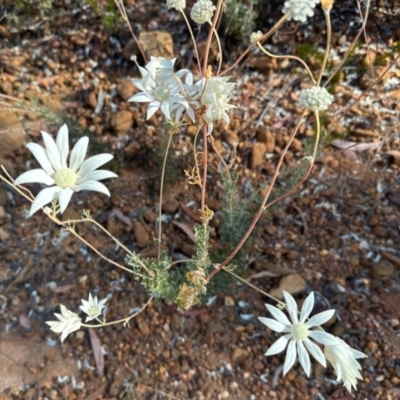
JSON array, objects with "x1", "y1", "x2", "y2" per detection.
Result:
[
  {"x1": 191, "y1": 0, "x2": 216, "y2": 24},
  {"x1": 298, "y1": 86, "x2": 334, "y2": 112},
  {"x1": 250, "y1": 30, "x2": 263, "y2": 43},
  {"x1": 166, "y1": 0, "x2": 186, "y2": 11}
]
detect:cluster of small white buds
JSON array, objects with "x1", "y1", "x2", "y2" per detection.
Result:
[
  {"x1": 250, "y1": 30, "x2": 264, "y2": 44},
  {"x1": 166, "y1": 0, "x2": 186, "y2": 11},
  {"x1": 190, "y1": 0, "x2": 216, "y2": 24},
  {"x1": 298, "y1": 86, "x2": 334, "y2": 112},
  {"x1": 282, "y1": 0, "x2": 320, "y2": 23}
]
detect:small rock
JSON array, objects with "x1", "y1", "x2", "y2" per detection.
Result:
[
  {"x1": 372, "y1": 225, "x2": 388, "y2": 238},
  {"x1": 269, "y1": 274, "x2": 307, "y2": 299},
  {"x1": 110, "y1": 110, "x2": 133, "y2": 136},
  {"x1": 143, "y1": 209, "x2": 155, "y2": 223},
  {"x1": 265, "y1": 225, "x2": 277, "y2": 236},
  {"x1": 0, "y1": 206, "x2": 6, "y2": 218},
  {"x1": 224, "y1": 296, "x2": 235, "y2": 306},
  {"x1": 291, "y1": 138, "x2": 302, "y2": 152},
  {"x1": 116, "y1": 79, "x2": 136, "y2": 101},
  {"x1": 287, "y1": 250, "x2": 300, "y2": 260},
  {"x1": 162, "y1": 201, "x2": 179, "y2": 213},
  {"x1": 232, "y1": 347, "x2": 249, "y2": 366},
  {"x1": 170, "y1": 313, "x2": 181, "y2": 331},
  {"x1": 371, "y1": 260, "x2": 394, "y2": 279},
  {"x1": 250, "y1": 142, "x2": 266, "y2": 169},
  {"x1": 0, "y1": 227, "x2": 9, "y2": 241},
  {"x1": 137, "y1": 318, "x2": 150, "y2": 336},
  {"x1": 222, "y1": 130, "x2": 239, "y2": 145},
  {"x1": 256, "y1": 130, "x2": 275, "y2": 152},
  {"x1": 361, "y1": 51, "x2": 376, "y2": 67},
  {"x1": 133, "y1": 220, "x2": 150, "y2": 248},
  {"x1": 141, "y1": 30, "x2": 174, "y2": 58},
  {"x1": 331, "y1": 323, "x2": 345, "y2": 336}
]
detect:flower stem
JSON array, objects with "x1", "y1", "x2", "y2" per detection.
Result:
[{"x1": 157, "y1": 131, "x2": 174, "y2": 263}]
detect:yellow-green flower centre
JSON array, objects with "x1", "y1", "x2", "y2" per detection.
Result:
[
  {"x1": 53, "y1": 168, "x2": 77, "y2": 189},
  {"x1": 154, "y1": 86, "x2": 170, "y2": 102},
  {"x1": 88, "y1": 307, "x2": 100, "y2": 317},
  {"x1": 291, "y1": 323, "x2": 308, "y2": 340}
]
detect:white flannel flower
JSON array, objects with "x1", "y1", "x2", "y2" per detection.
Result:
[
  {"x1": 190, "y1": 0, "x2": 216, "y2": 24},
  {"x1": 80, "y1": 293, "x2": 108, "y2": 322},
  {"x1": 167, "y1": 0, "x2": 186, "y2": 11},
  {"x1": 324, "y1": 337, "x2": 367, "y2": 393},
  {"x1": 282, "y1": 0, "x2": 320, "y2": 23},
  {"x1": 46, "y1": 304, "x2": 82, "y2": 342},
  {"x1": 259, "y1": 291, "x2": 337, "y2": 377},
  {"x1": 250, "y1": 30, "x2": 263, "y2": 43},
  {"x1": 129, "y1": 56, "x2": 196, "y2": 122},
  {"x1": 200, "y1": 76, "x2": 236, "y2": 134},
  {"x1": 14, "y1": 124, "x2": 117, "y2": 216},
  {"x1": 298, "y1": 86, "x2": 334, "y2": 112}
]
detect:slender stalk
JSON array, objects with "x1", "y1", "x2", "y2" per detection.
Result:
[
  {"x1": 324, "y1": 0, "x2": 371, "y2": 87},
  {"x1": 202, "y1": 0, "x2": 224, "y2": 75},
  {"x1": 200, "y1": 124, "x2": 208, "y2": 216},
  {"x1": 180, "y1": 10, "x2": 202, "y2": 77},
  {"x1": 212, "y1": 27, "x2": 223, "y2": 76},
  {"x1": 206, "y1": 110, "x2": 307, "y2": 281},
  {"x1": 263, "y1": 111, "x2": 321, "y2": 210},
  {"x1": 256, "y1": 43, "x2": 316, "y2": 84},
  {"x1": 157, "y1": 132, "x2": 174, "y2": 262},
  {"x1": 113, "y1": 0, "x2": 147, "y2": 63},
  {"x1": 220, "y1": 13, "x2": 289, "y2": 76},
  {"x1": 317, "y1": 8, "x2": 332, "y2": 86},
  {"x1": 222, "y1": 267, "x2": 282, "y2": 304}
]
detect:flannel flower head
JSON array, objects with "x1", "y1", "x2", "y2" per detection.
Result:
[
  {"x1": 259, "y1": 291, "x2": 337, "y2": 377},
  {"x1": 324, "y1": 337, "x2": 367, "y2": 393},
  {"x1": 14, "y1": 124, "x2": 117, "y2": 216},
  {"x1": 80, "y1": 293, "x2": 107, "y2": 322},
  {"x1": 128, "y1": 56, "x2": 197, "y2": 122},
  {"x1": 200, "y1": 75, "x2": 236, "y2": 134},
  {"x1": 46, "y1": 304, "x2": 82, "y2": 342}
]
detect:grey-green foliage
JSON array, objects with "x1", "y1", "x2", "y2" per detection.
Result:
[
  {"x1": 223, "y1": 0, "x2": 259, "y2": 44},
  {"x1": 218, "y1": 171, "x2": 260, "y2": 261},
  {"x1": 127, "y1": 252, "x2": 181, "y2": 303}
]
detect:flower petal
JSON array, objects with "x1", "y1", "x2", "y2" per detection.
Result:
[
  {"x1": 147, "y1": 101, "x2": 160, "y2": 119},
  {"x1": 76, "y1": 170, "x2": 117, "y2": 185},
  {"x1": 304, "y1": 338, "x2": 326, "y2": 367},
  {"x1": 30, "y1": 186, "x2": 61, "y2": 216},
  {"x1": 58, "y1": 188, "x2": 74, "y2": 214},
  {"x1": 56, "y1": 124, "x2": 69, "y2": 169},
  {"x1": 308, "y1": 330, "x2": 338, "y2": 346},
  {"x1": 14, "y1": 169, "x2": 55, "y2": 186},
  {"x1": 128, "y1": 92, "x2": 154, "y2": 103},
  {"x1": 300, "y1": 292, "x2": 314, "y2": 323},
  {"x1": 26, "y1": 143, "x2": 54, "y2": 175},
  {"x1": 69, "y1": 136, "x2": 89, "y2": 172},
  {"x1": 41, "y1": 131, "x2": 62, "y2": 171},
  {"x1": 265, "y1": 333, "x2": 292, "y2": 356},
  {"x1": 305, "y1": 309, "x2": 335, "y2": 328},
  {"x1": 283, "y1": 339, "x2": 297, "y2": 375},
  {"x1": 297, "y1": 340, "x2": 311, "y2": 376},
  {"x1": 258, "y1": 317, "x2": 291, "y2": 333},
  {"x1": 77, "y1": 154, "x2": 113, "y2": 177},
  {"x1": 73, "y1": 180, "x2": 110, "y2": 196},
  {"x1": 283, "y1": 291, "x2": 299, "y2": 324},
  {"x1": 265, "y1": 304, "x2": 292, "y2": 327}
]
